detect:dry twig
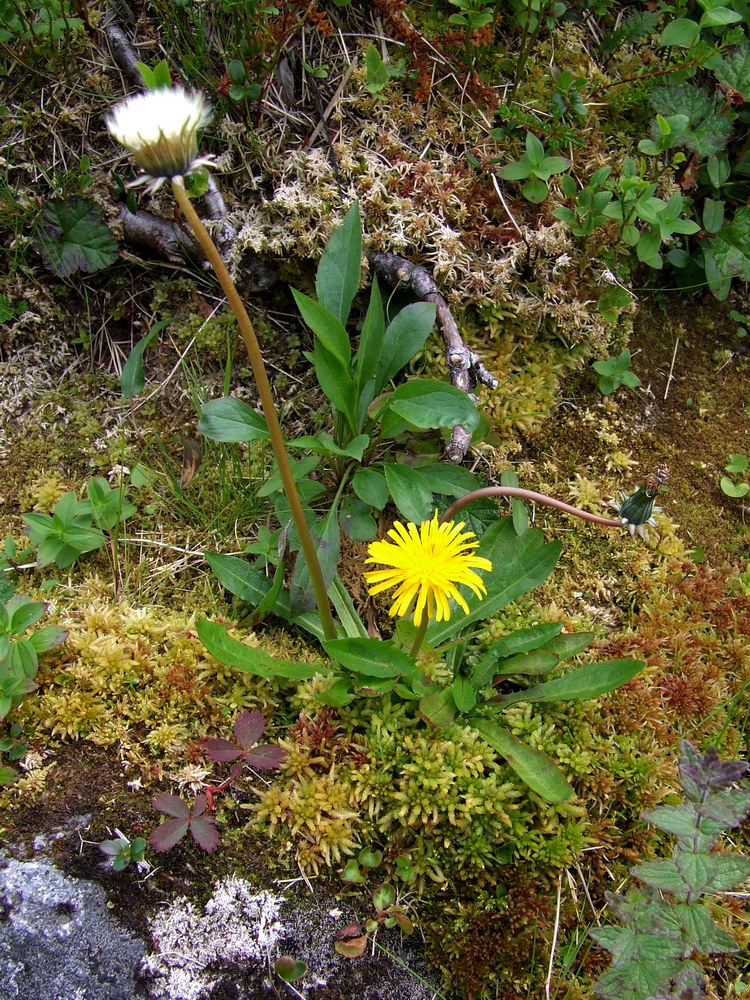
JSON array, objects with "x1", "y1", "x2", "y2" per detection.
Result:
[{"x1": 370, "y1": 251, "x2": 499, "y2": 463}]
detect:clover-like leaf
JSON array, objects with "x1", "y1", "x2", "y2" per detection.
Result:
[
  {"x1": 245, "y1": 744, "x2": 286, "y2": 769},
  {"x1": 234, "y1": 709, "x2": 265, "y2": 748},
  {"x1": 34, "y1": 198, "x2": 118, "y2": 278}
]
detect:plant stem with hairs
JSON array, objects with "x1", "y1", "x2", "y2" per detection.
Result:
[{"x1": 171, "y1": 178, "x2": 338, "y2": 642}]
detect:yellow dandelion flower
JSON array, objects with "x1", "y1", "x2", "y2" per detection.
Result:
[{"x1": 364, "y1": 512, "x2": 493, "y2": 625}]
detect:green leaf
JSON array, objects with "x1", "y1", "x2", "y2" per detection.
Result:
[
  {"x1": 475, "y1": 623, "x2": 563, "y2": 663},
  {"x1": 451, "y1": 676, "x2": 477, "y2": 712},
  {"x1": 650, "y1": 85, "x2": 733, "y2": 157},
  {"x1": 636, "y1": 232, "x2": 662, "y2": 268},
  {"x1": 700, "y1": 6, "x2": 742, "y2": 26},
  {"x1": 720, "y1": 476, "x2": 749, "y2": 497},
  {"x1": 493, "y1": 650, "x2": 561, "y2": 677},
  {"x1": 356, "y1": 275, "x2": 385, "y2": 391},
  {"x1": 315, "y1": 201, "x2": 361, "y2": 326},
  {"x1": 511, "y1": 498, "x2": 528, "y2": 536},
  {"x1": 317, "y1": 677, "x2": 355, "y2": 707},
  {"x1": 703, "y1": 198, "x2": 725, "y2": 234},
  {"x1": 660, "y1": 17, "x2": 700, "y2": 46},
  {"x1": 590, "y1": 925, "x2": 683, "y2": 963},
  {"x1": 428, "y1": 521, "x2": 562, "y2": 645},
  {"x1": 708, "y1": 40, "x2": 750, "y2": 100},
  {"x1": 525, "y1": 131, "x2": 545, "y2": 166},
  {"x1": 121, "y1": 317, "x2": 179, "y2": 399},
  {"x1": 382, "y1": 463, "x2": 434, "y2": 523},
  {"x1": 495, "y1": 658, "x2": 643, "y2": 705},
  {"x1": 34, "y1": 198, "x2": 118, "y2": 277},
  {"x1": 26, "y1": 625, "x2": 67, "y2": 654},
  {"x1": 631, "y1": 858, "x2": 687, "y2": 893},
  {"x1": 8, "y1": 599, "x2": 46, "y2": 636},
  {"x1": 198, "y1": 398, "x2": 270, "y2": 443},
  {"x1": 292, "y1": 289, "x2": 350, "y2": 365},
  {"x1": 667, "y1": 902, "x2": 740, "y2": 955},
  {"x1": 725, "y1": 453, "x2": 748, "y2": 474},
  {"x1": 352, "y1": 467, "x2": 389, "y2": 509},
  {"x1": 535, "y1": 156, "x2": 571, "y2": 179},
  {"x1": 542, "y1": 631, "x2": 595, "y2": 660},
  {"x1": 710, "y1": 207, "x2": 750, "y2": 283},
  {"x1": 677, "y1": 851, "x2": 750, "y2": 893},
  {"x1": 470, "y1": 720, "x2": 574, "y2": 802},
  {"x1": 521, "y1": 179, "x2": 549, "y2": 203},
  {"x1": 364, "y1": 44, "x2": 389, "y2": 93},
  {"x1": 304, "y1": 345, "x2": 357, "y2": 427},
  {"x1": 339, "y1": 497, "x2": 377, "y2": 541},
  {"x1": 419, "y1": 688, "x2": 457, "y2": 727},
  {"x1": 288, "y1": 433, "x2": 369, "y2": 460},
  {"x1": 206, "y1": 552, "x2": 270, "y2": 602},
  {"x1": 290, "y1": 503, "x2": 340, "y2": 615},
  {"x1": 385, "y1": 379, "x2": 480, "y2": 434},
  {"x1": 499, "y1": 160, "x2": 532, "y2": 181},
  {"x1": 197, "y1": 619, "x2": 321, "y2": 679},
  {"x1": 323, "y1": 637, "x2": 421, "y2": 680},
  {"x1": 329, "y1": 577, "x2": 369, "y2": 638},
  {"x1": 416, "y1": 463, "x2": 480, "y2": 497},
  {"x1": 374, "y1": 303, "x2": 437, "y2": 395}
]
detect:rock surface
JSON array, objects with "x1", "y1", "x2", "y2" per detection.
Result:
[
  {"x1": 0, "y1": 856, "x2": 147, "y2": 1000},
  {"x1": 0, "y1": 856, "x2": 443, "y2": 1000}
]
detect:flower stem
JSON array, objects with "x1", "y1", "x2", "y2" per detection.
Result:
[
  {"x1": 440, "y1": 487, "x2": 623, "y2": 528},
  {"x1": 172, "y1": 179, "x2": 337, "y2": 641},
  {"x1": 410, "y1": 614, "x2": 429, "y2": 659}
]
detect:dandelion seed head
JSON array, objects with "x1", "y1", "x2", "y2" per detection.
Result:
[{"x1": 107, "y1": 88, "x2": 214, "y2": 191}]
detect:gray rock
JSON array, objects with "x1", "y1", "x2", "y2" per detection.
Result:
[
  {"x1": 0, "y1": 857, "x2": 147, "y2": 1000},
  {"x1": 0, "y1": 858, "x2": 445, "y2": 1000}
]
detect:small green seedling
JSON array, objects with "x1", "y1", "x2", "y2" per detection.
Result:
[
  {"x1": 99, "y1": 831, "x2": 149, "y2": 871},
  {"x1": 729, "y1": 310, "x2": 749, "y2": 339},
  {"x1": 592, "y1": 348, "x2": 641, "y2": 395},
  {"x1": 498, "y1": 132, "x2": 571, "y2": 203},
  {"x1": 0, "y1": 722, "x2": 28, "y2": 785},
  {"x1": 720, "y1": 454, "x2": 749, "y2": 498},
  {"x1": 274, "y1": 955, "x2": 308, "y2": 983}
]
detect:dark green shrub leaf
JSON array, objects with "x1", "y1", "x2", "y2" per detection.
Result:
[{"x1": 34, "y1": 198, "x2": 118, "y2": 277}]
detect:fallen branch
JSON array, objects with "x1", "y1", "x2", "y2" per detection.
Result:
[{"x1": 369, "y1": 251, "x2": 499, "y2": 464}]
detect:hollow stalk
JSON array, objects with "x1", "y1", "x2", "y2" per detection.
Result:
[{"x1": 172, "y1": 178, "x2": 337, "y2": 641}]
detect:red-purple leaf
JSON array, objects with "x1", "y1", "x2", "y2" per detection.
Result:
[
  {"x1": 153, "y1": 793, "x2": 191, "y2": 819},
  {"x1": 234, "y1": 709, "x2": 265, "y2": 749},
  {"x1": 204, "y1": 737, "x2": 242, "y2": 762},
  {"x1": 229, "y1": 761, "x2": 243, "y2": 780},
  {"x1": 189, "y1": 815, "x2": 220, "y2": 852},
  {"x1": 191, "y1": 794, "x2": 209, "y2": 817},
  {"x1": 149, "y1": 818, "x2": 189, "y2": 852},
  {"x1": 245, "y1": 744, "x2": 286, "y2": 769}
]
